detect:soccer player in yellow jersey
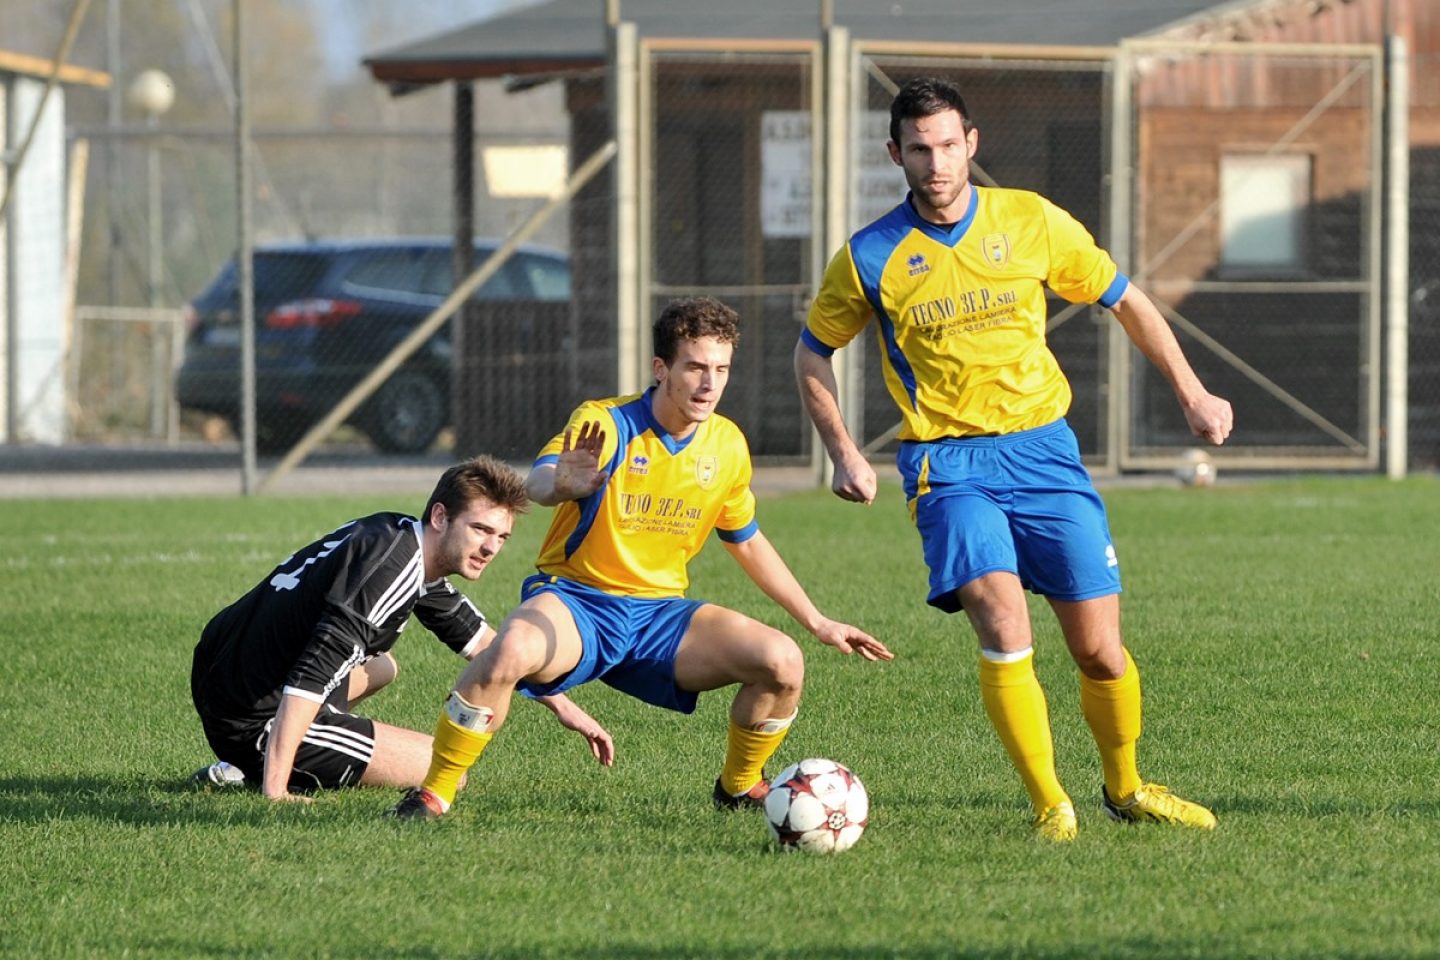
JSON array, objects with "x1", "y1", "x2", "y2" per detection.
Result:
[
  {"x1": 390, "y1": 296, "x2": 892, "y2": 820},
  {"x1": 796, "y1": 77, "x2": 1233, "y2": 841}
]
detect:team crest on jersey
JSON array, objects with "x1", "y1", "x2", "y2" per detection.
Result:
[
  {"x1": 982, "y1": 234, "x2": 1011, "y2": 267},
  {"x1": 695, "y1": 456, "x2": 719, "y2": 489},
  {"x1": 906, "y1": 253, "x2": 930, "y2": 277},
  {"x1": 628, "y1": 454, "x2": 650, "y2": 476}
]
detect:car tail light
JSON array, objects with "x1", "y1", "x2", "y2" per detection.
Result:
[{"x1": 265, "y1": 298, "x2": 362, "y2": 329}]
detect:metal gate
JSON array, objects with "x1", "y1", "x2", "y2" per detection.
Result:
[
  {"x1": 1116, "y1": 39, "x2": 1384, "y2": 470},
  {"x1": 635, "y1": 38, "x2": 823, "y2": 459}
]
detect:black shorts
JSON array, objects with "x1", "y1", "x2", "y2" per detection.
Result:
[{"x1": 195, "y1": 685, "x2": 377, "y2": 792}]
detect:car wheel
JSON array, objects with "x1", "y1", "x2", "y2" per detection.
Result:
[{"x1": 366, "y1": 370, "x2": 447, "y2": 454}]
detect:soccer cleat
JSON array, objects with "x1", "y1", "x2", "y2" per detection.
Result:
[
  {"x1": 1032, "y1": 801, "x2": 1078, "y2": 842},
  {"x1": 190, "y1": 760, "x2": 246, "y2": 789},
  {"x1": 712, "y1": 776, "x2": 769, "y2": 811},
  {"x1": 385, "y1": 787, "x2": 447, "y2": 821},
  {"x1": 1102, "y1": 783, "x2": 1217, "y2": 830}
]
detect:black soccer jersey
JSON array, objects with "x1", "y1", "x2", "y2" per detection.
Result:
[{"x1": 191, "y1": 512, "x2": 486, "y2": 725}]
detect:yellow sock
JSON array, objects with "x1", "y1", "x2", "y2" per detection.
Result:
[
  {"x1": 1079, "y1": 648, "x2": 1143, "y2": 801},
  {"x1": 422, "y1": 692, "x2": 495, "y2": 806},
  {"x1": 719, "y1": 711, "x2": 795, "y2": 796},
  {"x1": 978, "y1": 650, "x2": 1069, "y2": 814}
]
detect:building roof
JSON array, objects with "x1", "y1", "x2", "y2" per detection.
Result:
[{"x1": 364, "y1": 0, "x2": 1239, "y2": 86}]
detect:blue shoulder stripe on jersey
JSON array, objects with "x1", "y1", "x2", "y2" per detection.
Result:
[
  {"x1": 534, "y1": 453, "x2": 559, "y2": 467},
  {"x1": 1098, "y1": 272, "x2": 1129, "y2": 308},
  {"x1": 612, "y1": 390, "x2": 654, "y2": 442},
  {"x1": 799, "y1": 327, "x2": 837, "y2": 357},
  {"x1": 850, "y1": 202, "x2": 924, "y2": 410},
  {"x1": 562, "y1": 399, "x2": 639, "y2": 559},
  {"x1": 717, "y1": 519, "x2": 759, "y2": 544}
]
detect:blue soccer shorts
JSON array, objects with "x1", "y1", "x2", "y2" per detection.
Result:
[
  {"x1": 515, "y1": 573, "x2": 706, "y2": 713},
  {"x1": 896, "y1": 419, "x2": 1121, "y2": 613}
]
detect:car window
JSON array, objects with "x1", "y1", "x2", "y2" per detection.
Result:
[
  {"x1": 421, "y1": 252, "x2": 523, "y2": 301},
  {"x1": 516, "y1": 253, "x2": 571, "y2": 302},
  {"x1": 341, "y1": 248, "x2": 436, "y2": 299},
  {"x1": 196, "y1": 252, "x2": 331, "y2": 305}
]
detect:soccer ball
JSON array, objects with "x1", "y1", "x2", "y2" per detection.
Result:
[{"x1": 764, "y1": 758, "x2": 868, "y2": 854}]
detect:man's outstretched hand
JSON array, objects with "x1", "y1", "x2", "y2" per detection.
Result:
[{"x1": 553, "y1": 421, "x2": 608, "y2": 500}]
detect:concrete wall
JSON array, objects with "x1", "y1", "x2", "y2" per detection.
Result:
[{"x1": 2, "y1": 74, "x2": 68, "y2": 444}]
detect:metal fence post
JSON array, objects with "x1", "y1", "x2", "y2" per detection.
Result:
[
  {"x1": 452, "y1": 79, "x2": 475, "y2": 450},
  {"x1": 1106, "y1": 42, "x2": 1133, "y2": 475},
  {"x1": 613, "y1": 21, "x2": 642, "y2": 395},
  {"x1": 234, "y1": 0, "x2": 256, "y2": 493},
  {"x1": 814, "y1": 24, "x2": 850, "y2": 487},
  {"x1": 1385, "y1": 33, "x2": 1409, "y2": 479}
]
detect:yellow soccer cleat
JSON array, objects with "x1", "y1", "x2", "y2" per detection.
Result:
[
  {"x1": 1033, "y1": 801, "x2": 1078, "y2": 842},
  {"x1": 1102, "y1": 783, "x2": 1217, "y2": 830}
]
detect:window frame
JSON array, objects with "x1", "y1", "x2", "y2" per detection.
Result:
[{"x1": 1217, "y1": 150, "x2": 1315, "y2": 279}]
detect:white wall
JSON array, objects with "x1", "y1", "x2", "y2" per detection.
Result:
[{"x1": 2, "y1": 74, "x2": 67, "y2": 444}]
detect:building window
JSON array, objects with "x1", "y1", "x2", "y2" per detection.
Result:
[{"x1": 1219, "y1": 153, "x2": 1311, "y2": 274}]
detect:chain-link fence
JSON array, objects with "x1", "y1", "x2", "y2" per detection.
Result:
[
  {"x1": 644, "y1": 45, "x2": 819, "y2": 461},
  {"x1": 84, "y1": 122, "x2": 580, "y2": 457},
  {"x1": 635, "y1": 36, "x2": 1422, "y2": 472},
  {"x1": 5, "y1": 2, "x2": 1440, "y2": 484},
  {"x1": 1409, "y1": 45, "x2": 1440, "y2": 469},
  {"x1": 1124, "y1": 40, "x2": 1383, "y2": 470},
  {"x1": 5, "y1": 2, "x2": 596, "y2": 476}
]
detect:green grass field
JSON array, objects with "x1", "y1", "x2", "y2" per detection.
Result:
[{"x1": 2, "y1": 475, "x2": 1438, "y2": 959}]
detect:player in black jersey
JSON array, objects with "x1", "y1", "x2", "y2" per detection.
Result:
[{"x1": 190, "y1": 455, "x2": 613, "y2": 803}]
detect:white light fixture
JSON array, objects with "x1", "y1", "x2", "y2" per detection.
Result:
[{"x1": 127, "y1": 68, "x2": 175, "y2": 117}]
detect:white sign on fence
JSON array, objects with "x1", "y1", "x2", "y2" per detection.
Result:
[{"x1": 760, "y1": 110, "x2": 908, "y2": 238}]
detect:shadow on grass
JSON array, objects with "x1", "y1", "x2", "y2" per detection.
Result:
[
  {"x1": 10, "y1": 774, "x2": 1431, "y2": 835},
  {"x1": 0, "y1": 773, "x2": 315, "y2": 827},
  {"x1": 1211, "y1": 791, "x2": 1440, "y2": 819}
]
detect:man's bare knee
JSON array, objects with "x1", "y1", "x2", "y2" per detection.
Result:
[
  {"x1": 477, "y1": 628, "x2": 546, "y2": 687},
  {"x1": 956, "y1": 575, "x2": 1030, "y2": 652},
  {"x1": 758, "y1": 634, "x2": 805, "y2": 693}
]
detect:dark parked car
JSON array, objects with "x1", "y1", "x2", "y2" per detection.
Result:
[{"x1": 176, "y1": 238, "x2": 570, "y2": 453}]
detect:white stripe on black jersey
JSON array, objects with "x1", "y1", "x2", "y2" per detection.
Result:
[
  {"x1": 192, "y1": 513, "x2": 487, "y2": 726},
  {"x1": 302, "y1": 642, "x2": 364, "y2": 704},
  {"x1": 369, "y1": 551, "x2": 424, "y2": 627}
]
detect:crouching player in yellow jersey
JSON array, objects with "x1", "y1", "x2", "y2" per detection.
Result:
[
  {"x1": 795, "y1": 77, "x2": 1233, "y2": 841},
  {"x1": 389, "y1": 296, "x2": 892, "y2": 820}
]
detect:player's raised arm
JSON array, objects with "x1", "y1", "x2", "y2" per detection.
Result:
[
  {"x1": 721, "y1": 530, "x2": 892, "y2": 662},
  {"x1": 794, "y1": 340, "x2": 877, "y2": 504},
  {"x1": 528, "y1": 421, "x2": 608, "y2": 505}
]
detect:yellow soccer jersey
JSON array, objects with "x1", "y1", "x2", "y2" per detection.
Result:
[
  {"x1": 804, "y1": 186, "x2": 1129, "y2": 439},
  {"x1": 531, "y1": 389, "x2": 758, "y2": 597}
]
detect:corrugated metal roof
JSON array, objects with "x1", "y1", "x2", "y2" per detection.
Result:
[{"x1": 365, "y1": 0, "x2": 1242, "y2": 82}]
